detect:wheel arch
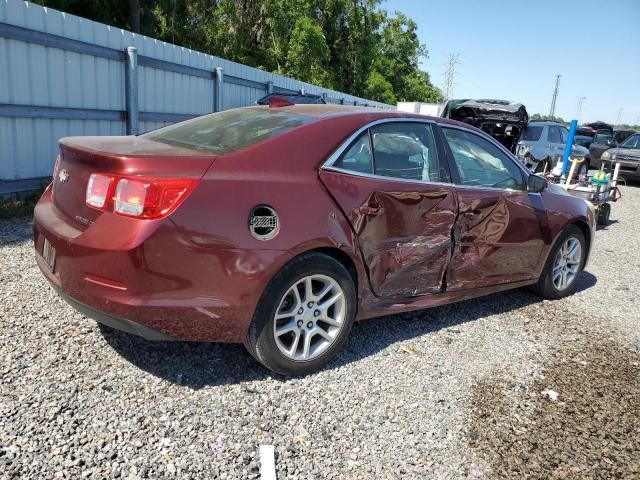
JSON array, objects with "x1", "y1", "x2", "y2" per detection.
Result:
[
  {"x1": 536, "y1": 216, "x2": 593, "y2": 279},
  {"x1": 309, "y1": 246, "x2": 359, "y2": 292},
  {"x1": 572, "y1": 219, "x2": 591, "y2": 250},
  {"x1": 571, "y1": 219, "x2": 592, "y2": 266}
]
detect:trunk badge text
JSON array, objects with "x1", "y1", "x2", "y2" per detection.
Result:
[
  {"x1": 58, "y1": 169, "x2": 70, "y2": 183},
  {"x1": 75, "y1": 215, "x2": 93, "y2": 227}
]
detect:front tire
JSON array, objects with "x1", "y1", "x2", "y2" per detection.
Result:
[
  {"x1": 533, "y1": 225, "x2": 586, "y2": 299},
  {"x1": 245, "y1": 252, "x2": 356, "y2": 375}
]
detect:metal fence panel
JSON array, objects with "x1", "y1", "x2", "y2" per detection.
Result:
[{"x1": 0, "y1": 0, "x2": 391, "y2": 192}]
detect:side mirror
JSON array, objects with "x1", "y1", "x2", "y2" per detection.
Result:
[
  {"x1": 527, "y1": 174, "x2": 548, "y2": 193},
  {"x1": 606, "y1": 139, "x2": 617, "y2": 147}
]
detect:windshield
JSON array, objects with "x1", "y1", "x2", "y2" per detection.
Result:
[
  {"x1": 594, "y1": 133, "x2": 613, "y2": 144},
  {"x1": 144, "y1": 108, "x2": 314, "y2": 154},
  {"x1": 574, "y1": 135, "x2": 592, "y2": 147},
  {"x1": 622, "y1": 135, "x2": 639, "y2": 148},
  {"x1": 521, "y1": 125, "x2": 543, "y2": 141}
]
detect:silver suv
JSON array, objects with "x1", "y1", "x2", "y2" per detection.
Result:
[{"x1": 516, "y1": 121, "x2": 591, "y2": 174}]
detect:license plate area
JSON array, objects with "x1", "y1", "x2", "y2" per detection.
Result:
[{"x1": 42, "y1": 238, "x2": 57, "y2": 272}]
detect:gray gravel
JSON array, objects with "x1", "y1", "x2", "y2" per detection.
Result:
[{"x1": 1, "y1": 185, "x2": 639, "y2": 479}]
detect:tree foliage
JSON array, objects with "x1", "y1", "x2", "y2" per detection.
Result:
[
  {"x1": 530, "y1": 113, "x2": 569, "y2": 125},
  {"x1": 33, "y1": 0, "x2": 442, "y2": 104}
]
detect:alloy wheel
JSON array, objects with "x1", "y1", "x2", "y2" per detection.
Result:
[
  {"x1": 552, "y1": 236, "x2": 582, "y2": 291},
  {"x1": 273, "y1": 274, "x2": 346, "y2": 361}
]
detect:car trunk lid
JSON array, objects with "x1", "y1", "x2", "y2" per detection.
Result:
[{"x1": 53, "y1": 136, "x2": 215, "y2": 226}]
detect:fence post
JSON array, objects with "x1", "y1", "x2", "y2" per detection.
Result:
[
  {"x1": 124, "y1": 47, "x2": 138, "y2": 135},
  {"x1": 214, "y1": 67, "x2": 224, "y2": 112},
  {"x1": 322, "y1": 93, "x2": 328, "y2": 103},
  {"x1": 340, "y1": 98, "x2": 345, "y2": 105},
  {"x1": 266, "y1": 81, "x2": 273, "y2": 94}
]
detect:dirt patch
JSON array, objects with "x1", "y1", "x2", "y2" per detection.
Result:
[{"x1": 467, "y1": 338, "x2": 640, "y2": 479}]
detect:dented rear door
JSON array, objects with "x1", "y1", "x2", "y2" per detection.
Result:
[
  {"x1": 321, "y1": 172, "x2": 457, "y2": 297},
  {"x1": 320, "y1": 120, "x2": 457, "y2": 298}
]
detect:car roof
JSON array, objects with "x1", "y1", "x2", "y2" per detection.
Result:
[
  {"x1": 527, "y1": 121, "x2": 565, "y2": 126},
  {"x1": 250, "y1": 104, "x2": 473, "y2": 128}
]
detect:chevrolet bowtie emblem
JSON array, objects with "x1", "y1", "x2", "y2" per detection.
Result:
[{"x1": 58, "y1": 169, "x2": 70, "y2": 183}]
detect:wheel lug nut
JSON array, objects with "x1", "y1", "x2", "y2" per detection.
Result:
[
  {"x1": 297, "y1": 320, "x2": 303, "y2": 327},
  {"x1": 297, "y1": 308, "x2": 303, "y2": 314},
  {"x1": 314, "y1": 310, "x2": 320, "y2": 317},
  {"x1": 307, "y1": 322, "x2": 313, "y2": 329},
  {"x1": 307, "y1": 301, "x2": 314, "y2": 308}
]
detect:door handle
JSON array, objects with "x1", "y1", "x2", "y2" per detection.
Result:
[
  {"x1": 463, "y1": 209, "x2": 482, "y2": 216},
  {"x1": 358, "y1": 205, "x2": 383, "y2": 215}
]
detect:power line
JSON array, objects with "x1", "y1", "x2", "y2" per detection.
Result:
[
  {"x1": 575, "y1": 96, "x2": 586, "y2": 123},
  {"x1": 442, "y1": 53, "x2": 460, "y2": 102},
  {"x1": 549, "y1": 74, "x2": 561, "y2": 117}
]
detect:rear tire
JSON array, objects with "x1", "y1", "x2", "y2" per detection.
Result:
[
  {"x1": 245, "y1": 252, "x2": 356, "y2": 375},
  {"x1": 533, "y1": 225, "x2": 586, "y2": 299},
  {"x1": 577, "y1": 161, "x2": 589, "y2": 177}
]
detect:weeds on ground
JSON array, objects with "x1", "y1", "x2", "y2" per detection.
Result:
[{"x1": 0, "y1": 188, "x2": 46, "y2": 220}]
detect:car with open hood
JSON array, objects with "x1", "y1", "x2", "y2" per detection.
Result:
[
  {"x1": 441, "y1": 99, "x2": 528, "y2": 153},
  {"x1": 33, "y1": 102, "x2": 595, "y2": 375}
]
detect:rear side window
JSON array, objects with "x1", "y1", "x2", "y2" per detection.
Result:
[
  {"x1": 522, "y1": 126, "x2": 543, "y2": 141},
  {"x1": 144, "y1": 108, "x2": 313, "y2": 154},
  {"x1": 333, "y1": 132, "x2": 373, "y2": 173},
  {"x1": 370, "y1": 123, "x2": 449, "y2": 183},
  {"x1": 548, "y1": 126, "x2": 563, "y2": 143}
]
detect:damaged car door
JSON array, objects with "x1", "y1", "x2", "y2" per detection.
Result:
[
  {"x1": 439, "y1": 126, "x2": 545, "y2": 290},
  {"x1": 320, "y1": 120, "x2": 457, "y2": 298}
]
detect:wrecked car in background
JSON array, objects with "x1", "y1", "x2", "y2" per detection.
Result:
[
  {"x1": 516, "y1": 121, "x2": 591, "y2": 174},
  {"x1": 441, "y1": 99, "x2": 528, "y2": 153}
]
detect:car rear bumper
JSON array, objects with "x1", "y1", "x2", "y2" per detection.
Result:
[
  {"x1": 33, "y1": 186, "x2": 291, "y2": 343},
  {"x1": 55, "y1": 287, "x2": 175, "y2": 340}
]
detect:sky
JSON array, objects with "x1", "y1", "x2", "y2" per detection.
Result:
[{"x1": 383, "y1": 0, "x2": 640, "y2": 125}]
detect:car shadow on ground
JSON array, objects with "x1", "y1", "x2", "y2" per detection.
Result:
[
  {"x1": 597, "y1": 219, "x2": 619, "y2": 231},
  {"x1": 100, "y1": 271, "x2": 598, "y2": 389}
]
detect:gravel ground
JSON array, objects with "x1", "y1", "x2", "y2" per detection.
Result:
[{"x1": 1, "y1": 185, "x2": 639, "y2": 479}]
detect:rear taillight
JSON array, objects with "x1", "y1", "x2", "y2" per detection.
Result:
[
  {"x1": 86, "y1": 173, "x2": 113, "y2": 209},
  {"x1": 86, "y1": 173, "x2": 195, "y2": 219},
  {"x1": 114, "y1": 178, "x2": 147, "y2": 216}
]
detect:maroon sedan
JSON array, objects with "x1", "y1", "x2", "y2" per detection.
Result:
[{"x1": 33, "y1": 103, "x2": 595, "y2": 375}]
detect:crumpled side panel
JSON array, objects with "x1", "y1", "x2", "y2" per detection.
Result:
[{"x1": 319, "y1": 169, "x2": 458, "y2": 299}]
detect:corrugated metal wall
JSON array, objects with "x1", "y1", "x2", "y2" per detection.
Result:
[{"x1": 0, "y1": 0, "x2": 390, "y2": 192}]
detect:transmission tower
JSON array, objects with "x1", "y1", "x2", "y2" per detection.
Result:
[
  {"x1": 443, "y1": 53, "x2": 460, "y2": 101},
  {"x1": 575, "y1": 96, "x2": 586, "y2": 123},
  {"x1": 549, "y1": 74, "x2": 561, "y2": 117}
]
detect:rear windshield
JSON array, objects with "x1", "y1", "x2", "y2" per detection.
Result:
[
  {"x1": 521, "y1": 125, "x2": 543, "y2": 141},
  {"x1": 144, "y1": 108, "x2": 313, "y2": 154}
]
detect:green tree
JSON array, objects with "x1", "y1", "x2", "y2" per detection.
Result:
[
  {"x1": 283, "y1": 17, "x2": 330, "y2": 85},
  {"x1": 530, "y1": 114, "x2": 568, "y2": 125},
  {"x1": 32, "y1": 0, "x2": 442, "y2": 105}
]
